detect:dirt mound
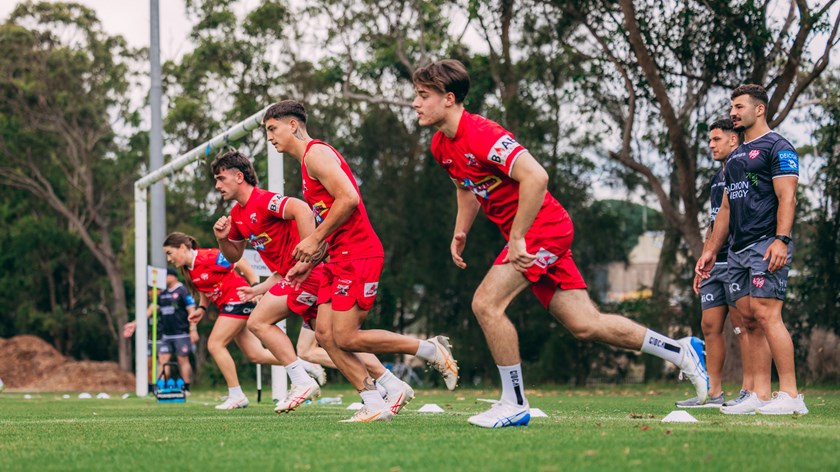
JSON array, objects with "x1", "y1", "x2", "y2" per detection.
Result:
[{"x1": 0, "y1": 335, "x2": 134, "y2": 392}]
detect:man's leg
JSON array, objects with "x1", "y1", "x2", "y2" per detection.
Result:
[
  {"x1": 735, "y1": 295, "x2": 772, "y2": 400},
  {"x1": 547, "y1": 287, "x2": 708, "y2": 401},
  {"x1": 701, "y1": 305, "x2": 727, "y2": 398},
  {"x1": 296, "y1": 324, "x2": 337, "y2": 368},
  {"x1": 751, "y1": 297, "x2": 797, "y2": 396},
  {"x1": 728, "y1": 304, "x2": 753, "y2": 392},
  {"x1": 246, "y1": 292, "x2": 297, "y2": 365}
]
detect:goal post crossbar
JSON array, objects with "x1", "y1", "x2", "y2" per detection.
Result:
[{"x1": 133, "y1": 106, "x2": 268, "y2": 397}]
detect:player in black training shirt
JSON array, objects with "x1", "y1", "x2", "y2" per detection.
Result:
[{"x1": 696, "y1": 84, "x2": 807, "y2": 415}]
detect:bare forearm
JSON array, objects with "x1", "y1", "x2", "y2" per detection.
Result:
[
  {"x1": 509, "y1": 180, "x2": 546, "y2": 240},
  {"x1": 455, "y1": 189, "x2": 480, "y2": 235},
  {"x1": 217, "y1": 238, "x2": 244, "y2": 263},
  {"x1": 775, "y1": 193, "x2": 796, "y2": 236},
  {"x1": 313, "y1": 198, "x2": 355, "y2": 242}
]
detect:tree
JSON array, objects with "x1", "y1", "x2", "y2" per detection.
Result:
[{"x1": 0, "y1": 2, "x2": 143, "y2": 369}]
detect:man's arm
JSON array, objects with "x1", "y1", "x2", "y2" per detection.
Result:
[
  {"x1": 695, "y1": 192, "x2": 731, "y2": 278},
  {"x1": 765, "y1": 175, "x2": 797, "y2": 272},
  {"x1": 214, "y1": 215, "x2": 247, "y2": 262},
  {"x1": 293, "y1": 145, "x2": 359, "y2": 262},
  {"x1": 234, "y1": 258, "x2": 259, "y2": 285},
  {"x1": 450, "y1": 181, "x2": 481, "y2": 269},
  {"x1": 507, "y1": 151, "x2": 548, "y2": 270}
]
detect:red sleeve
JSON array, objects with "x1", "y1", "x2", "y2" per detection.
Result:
[
  {"x1": 261, "y1": 192, "x2": 289, "y2": 221},
  {"x1": 227, "y1": 205, "x2": 245, "y2": 242},
  {"x1": 468, "y1": 121, "x2": 527, "y2": 176}
]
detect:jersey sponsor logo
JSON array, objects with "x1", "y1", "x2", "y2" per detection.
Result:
[
  {"x1": 701, "y1": 293, "x2": 714, "y2": 303},
  {"x1": 268, "y1": 195, "x2": 284, "y2": 213},
  {"x1": 200, "y1": 273, "x2": 209, "y2": 280},
  {"x1": 729, "y1": 282, "x2": 741, "y2": 293},
  {"x1": 465, "y1": 153, "x2": 478, "y2": 166},
  {"x1": 311, "y1": 201, "x2": 328, "y2": 225},
  {"x1": 296, "y1": 292, "x2": 317, "y2": 306},
  {"x1": 160, "y1": 306, "x2": 175, "y2": 315},
  {"x1": 462, "y1": 175, "x2": 502, "y2": 200},
  {"x1": 363, "y1": 282, "x2": 379, "y2": 297},
  {"x1": 442, "y1": 159, "x2": 453, "y2": 167},
  {"x1": 248, "y1": 232, "x2": 272, "y2": 251},
  {"x1": 487, "y1": 135, "x2": 519, "y2": 166},
  {"x1": 730, "y1": 152, "x2": 746, "y2": 159},
  {"x1": 250, "y1": 212, "x2": 257, "y2": 223},
  {"x1": 727, "y1": 180, "x2": 750, "y2": 200},
  {"x1": 778, "y1": 150, "x2": 798, "y2": 172},
  {"x1": 215, "y1": 252, "x2": 232, "y2": 268},
  {"x1": 752, "y1": 276, "x2": 765, "y2": 288},
  {"x1": 534, "y1": 248, "x2": 558, "y2": 269},
  {"x1": 335, "y1": 284, "x2": 350, "y2": 296},
  {"x1": 748, "y1": 149, "x2": 761, "y2": 159}
]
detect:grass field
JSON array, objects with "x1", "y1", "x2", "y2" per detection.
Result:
[{"x1": 1, "y1": 384, "x2": 839, "y2": 471}]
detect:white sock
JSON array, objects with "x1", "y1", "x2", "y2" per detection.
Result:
[
  {"x1": 639, "y1": 329, "x2": 683, "y2": 366},
  {"x1": 375, "y1": 381, "x2": 387, "y2": 397},
  {"x1": 415, "y1": 340, "x2": 436, "y2": 361},
  {"x1": 376, "y1": 369, "x2": 403, "y2": 393},
  {"x1": 228, "y1": 386, "x2": 244, "y2": 398},
  {"x1": 498, "y1": 364, "x2": 526, "y2": 406},
  {"x1": 360, "y1": 389, "x2": 386, "y2": 410},
  {"x1": 286, "y1": 359, "x2": 314, "y2": 386},
  {"x1": 299, "y1": 359, "x2": 317, "y2": 376}
]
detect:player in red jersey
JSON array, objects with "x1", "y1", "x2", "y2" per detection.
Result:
[
  {"x1": 263, "y1": 100, "x2": 459, "y2": 422},
  {"x1": 412, "y1": 59, "x2": 709, "y2": 428},
  {"x1": 162, "y1": 231, "x2": 279, "y2": 409},
  {"x1": 211, "y1": 151, "x2": 415, "y2": 416}
]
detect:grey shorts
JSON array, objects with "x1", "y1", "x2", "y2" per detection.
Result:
[
  {"x1": 727, "y1": 237, "x2": 793, "y2": 302},
  {"x1": 157, "y1": 334, "x2": 193, "y2": 357},
  {"x1": 700, "y1": 263, "x2": 735, "y2": 310}
]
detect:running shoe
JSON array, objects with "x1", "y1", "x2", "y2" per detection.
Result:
[
  {"x1": 215, "y1": 395, "x2": 249, "y2": 410},
  {"x1": 384, "y1": 380, "x2": 415, "y2": 414},
  {"x1": 677, "y1": 336, "x2": 709, "y2": 405},
  {"x1": 427, "y1": 335, "x2": 459, "y2": 390},
  {"x1": 721, "y1": 392, "x2": 766, "y2": 415},
  {"x1": 339, "y1": 405, "x2": 394, "y2": 423},
  {"x1": 722, "y1": 389, "x2": 750, "y2": 407},
  {"x1": 468, "y1": 400, "x2": 531, "y2": 428},
  {"x1": 274, "y1": 383, "x2": 320, "y2": 414},
  {"x1": 757, "y1": 392, "x2": 809, "y2": 415},
  {"x1": 305, "y1": 363, "x2": 327, "y2": 386},
  {"x1": 676, "y1": 392, "x2": 724, "y2": 408}
]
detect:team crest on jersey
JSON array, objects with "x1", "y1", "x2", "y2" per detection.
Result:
[
  {"x1": 335, "y1": 284, "x2": 350, "y2": 296},
  {"x1": 463, "y1": 175, "x2": 502, "y2": 200},
  {"x1": 248, "y1": 232, "x2": 272, "y2": 250},
  {"x1": 215, "y1": 252, "x2": 231, "y2": 268},
  {"x1": 296, "y1": 292, "x2": 317, "y2": 306},
  {"x1": 465, "y1": 153, "x2": 478, "y2": 166},
  {"x1": 268, "y1": 195, "x2": 283, "y2": 213},
  {"x1": 442, "y1": 159, "x2": 453, "y2": 167},
  {"x1": 748, "y1": 149, "x2": 761, "y2": 159},
  {"x1": 201, "y1": 273, "x2": 209, "y2": 280},
  {"x1": 534, "y1": 249, "x2": 559, "y2": 269},
  {"x1": 487, "y1": 135, "x2": 519, "y2": 166},
  {"x1": 364, "y1": 282, "x2": 379, "y2": 297},
  {"x1": 311, "y1": 201, "x2": 328, "y2": 225},
  {"x1": 752, "y1": 276, "x2": 765, "y2": 288},
  {"x1": 250, "y1": 212, "x2": 257, "y2": 223}
]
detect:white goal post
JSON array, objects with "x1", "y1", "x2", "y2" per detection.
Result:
[{"x1": 133, "y1": 106, "x2": 287, "y2": 399}]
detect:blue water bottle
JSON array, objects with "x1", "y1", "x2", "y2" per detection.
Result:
[
  {"x1": 176, "y1": 378, "x2": 185, "y2": 391},
  {"x1": 156, "y1": 378, "x2": 165, "y2": 392},
  {"x1": 166, "y1": 378, "x2": 175, "y2": 390}
]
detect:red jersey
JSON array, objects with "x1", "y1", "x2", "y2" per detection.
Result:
[
  {"x1": 186, "y1": 248, "x2": 248, "y2": 309},
  {"x1": 301, "y1": 140, "x2": 384, "y2": 261},
  {"x1": 228, "y1": 187, "x2": 300, "y2": 276},
  {"x1": 431, "y1": 110, "x2": 571, "y2": 240}
]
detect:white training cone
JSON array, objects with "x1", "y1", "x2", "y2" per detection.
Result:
[
  {"x1": 78, "y1": 392, "x2": 93, "y2": 399},
  {"x1": 417, "y1": 403, "x2": 445, "y2": 413},
  {"x1": 529, "y1": 408, "x2": 548, "y2": 418},
  {"x1": 662, "y1": 410, "x2": 699, "y2": 423},
  {"x1": 346, "y1": 402, "x2": 364, "y2": 410},
  {"x1": 96, "y1": 393, "x2": 111, "y2": 399}
]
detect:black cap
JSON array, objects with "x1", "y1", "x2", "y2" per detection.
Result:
[{"x1": 167, "y1": 268, "x2": 179, "y2": 277}]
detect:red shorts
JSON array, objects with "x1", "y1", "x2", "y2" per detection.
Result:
[
  {"x1": 317, "y1": 257, "x2": 382, "y2": 312},
  {"x1": 267, "y1": 266, "x2": 324, "y2": 323},
  {"x1": 494, "y1": 219, "x2": 587, "y2": 308}
]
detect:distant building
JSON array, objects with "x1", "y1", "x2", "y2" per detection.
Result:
[{"x1": 593, "y1": 231, "x2": 664, "y2": 302}]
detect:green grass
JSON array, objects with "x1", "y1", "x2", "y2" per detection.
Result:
[{"x1": 1, "y1": 384, "x2": 839, "y2": 471}]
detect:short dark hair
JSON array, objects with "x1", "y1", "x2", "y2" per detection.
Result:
[
  {"x1": 412, "y1": 59, "x2": 471, "y2": 104},
  {"x1": 210, "y1": 151, "x2": 258, "y2": 187},
  {"x1": 263, "y1": 100, "x2": 307, "y2": 126},
  {"x1": 709, "y1": 118, "x2": 736, "y2": 133},
  {"x1": 731, "y1": 84, "x2": 768, "y2": 106}
]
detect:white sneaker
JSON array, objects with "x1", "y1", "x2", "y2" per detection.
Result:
[
  {"x1": 215, "y1": 395, "x2": 249, "y2": 410},
  {"x1": 468, "y1": 400, "x2": 531, "y2": 428},
  {"x1": 306, "y1": 363, "x2": 327, "y2": 386},
  {"x1": 721, "y1": 392, "x2": 766, "y2": 415},
  {"x1": 339, "y1": 405, "x2": 394, "y2": 423},
  {"x1": 677, "y1": 337, "x2": 709, "y2": 405},
  {"x1": 757, "y1": 392, "x2": 809, "y2": 415},
  {"x1": 427, "y1": 336, "x2": 459, "y2": 390},
  {"x1": 384, "y1": 381, "x2": 415, "y2": 415},
  {"x1": 274, "y1": 382, "x2": 320, "y2": 414}
]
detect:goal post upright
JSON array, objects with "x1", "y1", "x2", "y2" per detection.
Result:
[{"x1": 134, "y1": 106, "x2": 269, "y2": 397}]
